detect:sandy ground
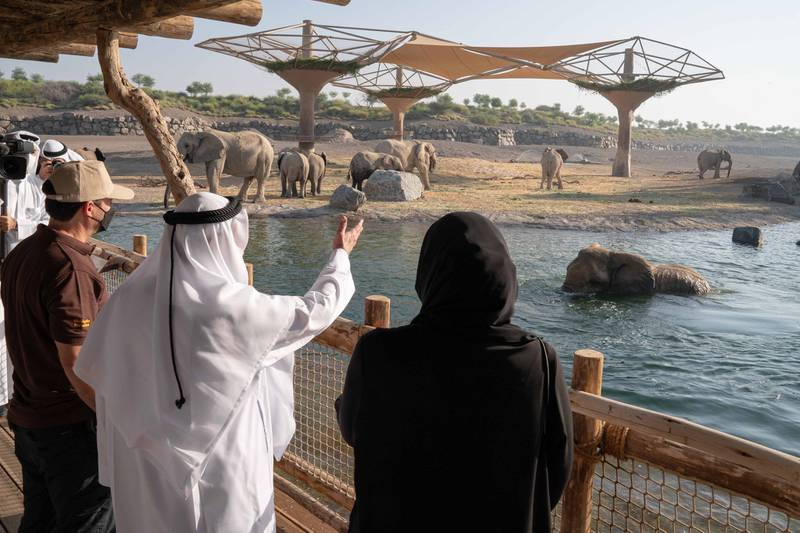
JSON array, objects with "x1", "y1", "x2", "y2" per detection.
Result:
[{"x1": 56, "y1": 135, "x2": 800, "y2": 232}]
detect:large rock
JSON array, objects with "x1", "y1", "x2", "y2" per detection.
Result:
[
  {"x1": 329, "y1": 185, "x2": 366, "y2": 211},
  {"x1": 742, "y1": 181, "x2": 796, "y2": 205},
  {"x1": 321, "y1": 128, "x2": 355, "y2": 144},
  {"x1": 363, "y1": 170, "x2": 423, "y2": 202},
  {"x1": 732, "y1": 226, "x2": 763, "y2": 247}
]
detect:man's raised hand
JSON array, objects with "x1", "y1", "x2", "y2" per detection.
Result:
[{"x1": 333, "y1": 215, "x2": 364, "y2": 254}]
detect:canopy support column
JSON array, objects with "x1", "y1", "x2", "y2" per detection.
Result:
[{"x1": 97, "y1": 29, "x2": 195, "y2": 205}]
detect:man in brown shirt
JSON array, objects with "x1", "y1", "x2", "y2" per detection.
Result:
[{"x1": 1, "y1": 160, "x2": 132, "y2": 532}]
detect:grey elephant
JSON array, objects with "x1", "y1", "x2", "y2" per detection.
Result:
[
  {"x1": 348, "y1": 151, "x2": 404, "y2": 191},
  {"x1": 792, "y1": 160, "x2": 800, "y2": 180},
  {"x1": 562, "y1": 243, "x2": 710, "y2": 296},
  {"x1": 374, "y1": 139, "x2": 437, "y2": 190},
  {"x1": 306, "y1": 151, "x2": 327, "y2": 196},
  {"x1": 697, "y1": 149, "x2": 732, "y2": 179},
  {"x1": 540, "y1": 147, "x2": 568, "y2": 190},
  {"x1": 277, "y1": 150, "x2": 310, "y2": 198},
  {"x1": 171, "y1": 129, "x2": 274, "y2": 206}
]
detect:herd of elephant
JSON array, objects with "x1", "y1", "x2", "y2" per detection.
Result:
[{"x1": 171, "y1": 129, "x2": 438, "y2": 206}]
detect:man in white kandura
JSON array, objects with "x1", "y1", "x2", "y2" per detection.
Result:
[
  {"x1": 0, "y1": 131, "x2": 49, "y2": 413},
  {"x1": 75, "y1": 192, "x2": 362, "y2": 532}
]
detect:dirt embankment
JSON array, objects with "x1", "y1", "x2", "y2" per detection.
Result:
[{"x1": 53, "y1": 135, "x2": 800, "y2": 232}]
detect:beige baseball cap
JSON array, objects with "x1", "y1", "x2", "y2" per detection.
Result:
[{"x1": 45, "y1": 160, "x2": 134, "y2": 202}]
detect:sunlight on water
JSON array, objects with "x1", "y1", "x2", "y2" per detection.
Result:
[{"x1": 105, "y1": 216, "x2": 800, "y2": 456}]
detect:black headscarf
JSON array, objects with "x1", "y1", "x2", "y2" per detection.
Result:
[{"x1": 413, "y1": 211, "x2": 534, "y2": 344}]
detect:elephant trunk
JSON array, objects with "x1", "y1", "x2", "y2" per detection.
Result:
[
  {"x1": 429, "y1": 151, "x2": 437, "y2": 172},
  {"x1": 653, "y1": 264, "x2": 710, "y2": 295},
  {"x1": 726, "y1": 160, "x2": 732, "y2": 179}
]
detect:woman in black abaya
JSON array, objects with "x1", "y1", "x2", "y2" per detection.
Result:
[{"x1": 336, "y1": 212, "x2": 573, "y2": 533}]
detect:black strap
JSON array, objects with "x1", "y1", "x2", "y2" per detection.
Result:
[
  {"x1": 537, "y1": 337, "x2": 550, "y2": 437},
  {"x1": 164, "y1": 196, "x2": 242, "y2": 409},
  {"x1": 168, "y1": 226, "x2": 186, "y2": 409}
]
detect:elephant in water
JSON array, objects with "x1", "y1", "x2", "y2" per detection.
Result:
[
  {"x1": 348, "y1": 151, "x2": 404, "y2": 191},
  {"x1": 277, "y1": 150, "x2": 310, "y2": 198},
  {"x1": 562, "y1": 243, "x2": 710, "y2": 296},
  {"x1": 374, "y1": 139, "x2": 437, "y2": 190},
  {"x1": 540, "y1": 147, "x2": 568, "y2": 190},
  {"x1": 697, "y1": 149, "x2": 732, "y2": 179},
  {"x1": 170, "y1": 129, "x2": 274, "y2": 206}
]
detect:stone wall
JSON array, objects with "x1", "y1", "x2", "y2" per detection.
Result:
[{"x1": 1, "y1": 112, "x2": 797, "y2": 156}]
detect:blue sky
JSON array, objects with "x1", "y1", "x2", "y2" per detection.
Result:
[{"x1": 2, "y1": 0, "x2": 798, "y2": 128}]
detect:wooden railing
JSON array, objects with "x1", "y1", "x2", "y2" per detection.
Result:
[{"x1": 97, "y1": 235, "x2": 800, "y2": 533}]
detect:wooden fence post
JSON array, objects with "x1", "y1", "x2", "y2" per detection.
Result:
[
  {"x1": 132, "y1": 234, "x2": 147, "y2": 256},
  {"x1": 561, "y1": 349, "x2": 604, "y2": 533},
  {"x1": 364, "y1": 295, "x2": 390, "y2": 328},
  {"x1": 245, "y1": 263, "x2": 254, "y2": 287}
]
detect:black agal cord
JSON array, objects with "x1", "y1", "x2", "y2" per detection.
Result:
[{"x1": 162, "y1": 197, "x2": 242, "y2": 409}]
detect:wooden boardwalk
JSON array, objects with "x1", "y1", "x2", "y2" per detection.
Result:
[{"x1": 0, "y1": 418, "x2": 336, "y2": 533}]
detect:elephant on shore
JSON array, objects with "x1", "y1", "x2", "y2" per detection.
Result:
[
  {"x1": 172, "y1": 129, "x2": 274, "y2": 206},
  {"x1": 562, "y1": 243, "x2": 710, "y2": 296},
  {"x1": 697, "y1": 149, "x2": 732, "y2": 179},
  {"x1": 374, "y1": 139, "x2": 437, "y2": 190},
  {"x1": 348, "y1": 151, "x2": 404, "y2": 191},
  {"x1": 306, "y1": 151, "x2": 327, "y2": 196},
  {"x1": 277, "y1": 150, "x2": 310, "y2": 198},
  {"x1": 540, "y1": 147, "x2": 568, "y2": 190}
]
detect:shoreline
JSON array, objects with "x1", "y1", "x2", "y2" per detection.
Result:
[{"x1": 117, "y1": 202, "x2": 800, "y2": 233}]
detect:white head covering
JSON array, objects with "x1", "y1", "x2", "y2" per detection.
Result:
[
  {"x1": 76, "y1": 192, "x2": 296, "y2": 496},
  {"x1": 41, "y1": 139, "x2": 84, "y2": 163},
  {"x1": 4, "y1": 130, "x2": 41, "y2": 178}
]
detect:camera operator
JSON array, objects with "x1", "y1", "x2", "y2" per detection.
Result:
[
  {"x1": 1, "y1": 131, "x2": 49, "y2": 254},
  {"x1": 1, "y1": 160, "x2": 133, "y2": 531}
]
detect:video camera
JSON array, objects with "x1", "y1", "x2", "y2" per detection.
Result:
[{"x1": 0, "y1": 135, "x2": 38, "y2": 181}]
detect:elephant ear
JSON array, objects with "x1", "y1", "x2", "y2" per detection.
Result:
[
  {"x1": 277, "y1": 151, "x2": 286, "y2": 169},
  {"x1": 320, "y1": 152, "x2": 327, "y2": 166},
  {"x1": 195, "y1": 132, "x2": 225, "y2": 163},
  {"x1": 607, "y1": 252, "x2": 656, "y2": 295},
  {"x1": 556, "y1": 148, "x2": 569, "y2": 162}
]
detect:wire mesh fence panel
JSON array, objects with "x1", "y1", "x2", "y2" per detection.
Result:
[
  {"x1": 101, "y1": 269, "x2": 129, "y2": 294},
  {"x1": 588, "y1": 454, "x2": 800, "y2": 533},
  {"x1": 284, "y1": 342, "x2": 354, "y2": 500}
]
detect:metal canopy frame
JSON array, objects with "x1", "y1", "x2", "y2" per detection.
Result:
[
  {"x1": 550, "y1": 36, "x2": 724, "y2": 90},
  {"x1": 196, "y1": 22, "x2": 418, "y2": 72},
  {"x1": 333, "y1": 62, "x2": 452, "y2": 98}
]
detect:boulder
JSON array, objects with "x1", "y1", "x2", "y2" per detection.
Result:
[
  {"x1": 742, "y1": 182, "x2": 796, "y2": 205},
  {"x1": 329, "y1": 184, "x2": 366, "y2": 211},
  {"x1": 732, "y1": 227, "x2": 763, "y2": 247},
  {"x1": 363, "y1": 170, "x2": 424, "y2": 202},
  {"x1": 321, "y1": 128, "x2": 355, "y2": 144}
]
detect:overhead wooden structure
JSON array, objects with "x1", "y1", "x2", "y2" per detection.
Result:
[
  {"x1": 0, "y1": 0, "x2": 347, "y2": 204},
  {"x1": 334, "y1": 64, "x2": 452, "y2": 139},
  {"x1": 197, "y1": 21, "x2": 417, "y2": 150},
  {"x1": 551, "y1": 36, "x2": 724, "y2": 177}
]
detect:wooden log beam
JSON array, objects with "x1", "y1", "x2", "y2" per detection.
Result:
[
  {"x1": 313, "y1": 0, "x2": 351, "y2": 4},
  {"x1": 70, "y1": 32, "x2": 139, "y2": 50},
  {"x1": 54, "y1": 44, "x2": 96, "y2": 57},
  {"x1": 0, "y1": 51, "x2": 59, "y2": 63},
  {"x1": 0, "y1": 0, "x2": 235, "y2": 53},
  {"x1": 193, "y1": 0, "x2": 262, "y2": 26},
  {"x1": 124, "y1": 16, "x2": 195, "y2": 40},
  {"x1": 96, "y1": 29, "x2": 196, "y2": 206},
  {"x1": 569, "y1": 389, "x2": 800, "y2": 485}
]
